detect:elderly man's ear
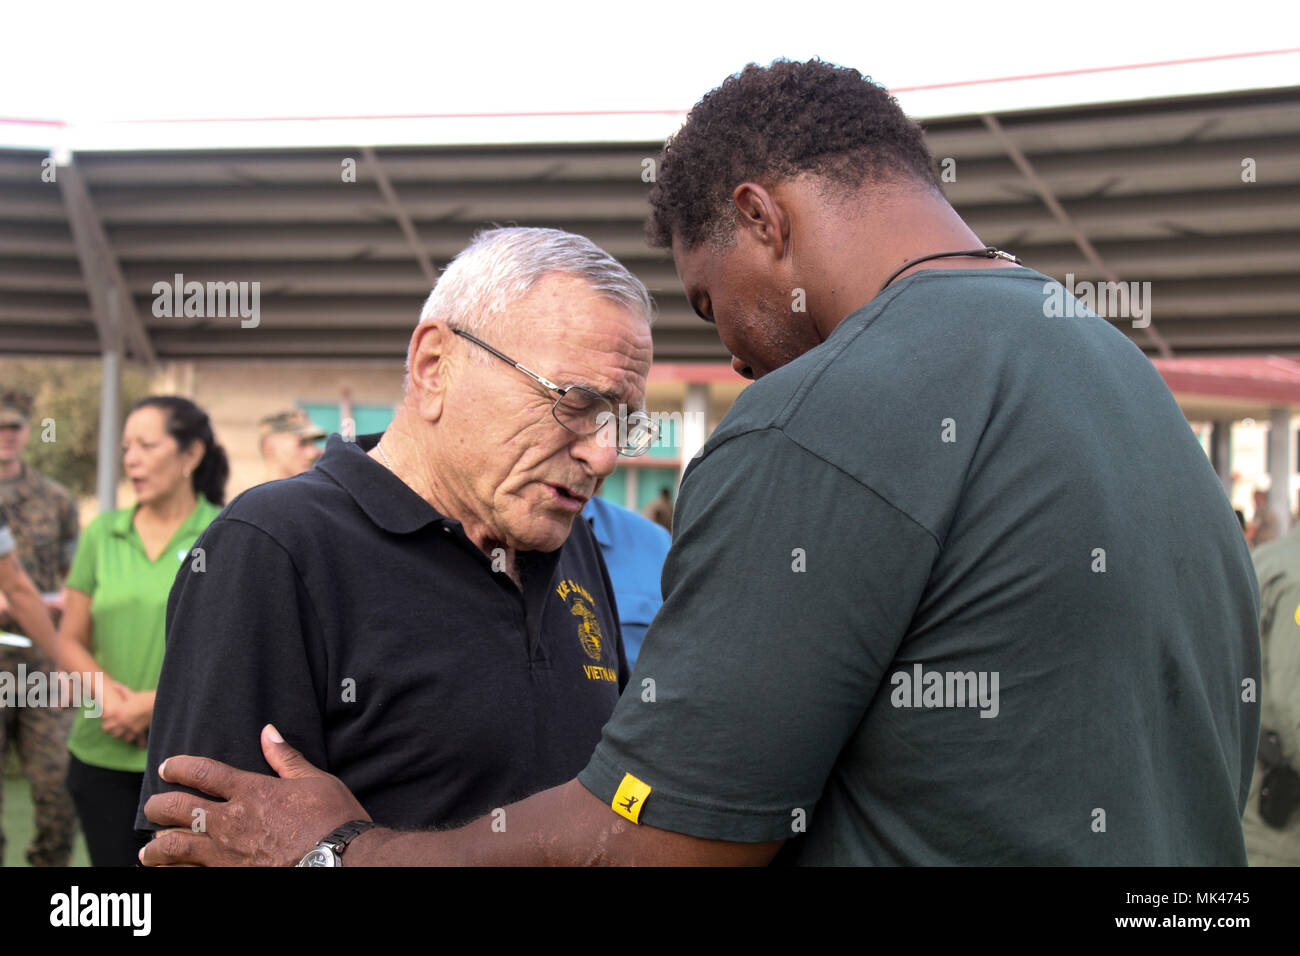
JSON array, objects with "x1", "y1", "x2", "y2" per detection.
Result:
[{"x1": 406, "y1": 321, "x2": 455, "y2": 422}]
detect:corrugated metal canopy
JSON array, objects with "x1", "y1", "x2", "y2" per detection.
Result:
[{"x1": 2, "y1": 84, "x2": 1298, "y2": 364}]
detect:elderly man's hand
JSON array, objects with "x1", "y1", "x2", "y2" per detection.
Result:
[{"x1": 140, "y1": 724, "x2": 369, "y2": 867}]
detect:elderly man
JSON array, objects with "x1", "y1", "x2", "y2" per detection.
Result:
[
  {"x1": 144, "y1": 60, "x2": 1258, "y2": 867},
  {"x1": 135, "y1": 227, "x2": 657, "y2": 843}
]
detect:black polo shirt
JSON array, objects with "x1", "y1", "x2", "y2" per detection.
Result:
[{"x1": 137, "y1": 433, "x2": 627, "y2": 832}]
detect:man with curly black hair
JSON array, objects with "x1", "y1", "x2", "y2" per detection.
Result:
[
  {"x1": 648, "y1": 58, "x2": 1015, "y2": 381},
  {"x1": 647, "y1": 58, "x2": 941, "y2": 253},
  {"x1": 143, "y1": 60, "x2": 1259, "y2": 868}
]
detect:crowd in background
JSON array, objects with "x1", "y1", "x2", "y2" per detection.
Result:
[
  {"x1": 0, "y1": 378, "x2": 1297, "y2": 866},
  {"x1": 0, "y1": 385, "x2": 671, "y2": 866}
]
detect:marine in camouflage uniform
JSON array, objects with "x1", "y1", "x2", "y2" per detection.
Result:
[
  {"x1": 0, "y1": 388, "x2": 80, "y2": 867},
  {"x1": 1242, "y1": 521, "x2": 1300, "y2": 865}
]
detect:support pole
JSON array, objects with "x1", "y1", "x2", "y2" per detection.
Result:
[
  {"x1": 96, "y1": 288, "x2": 123, "y2": 514},
  {"x1": 680, "y1": 383, "x2": 709, "y2": 486},
  {"x1": 1210, "y1": 420, "x2": 1233, "y2": 496},
  {"x1": 1268, "y1": 406, "x2": 1293, "y2": 534}
]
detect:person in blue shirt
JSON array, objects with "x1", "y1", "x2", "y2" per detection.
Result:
[{"x1": 583, "y1": 494, "x2": 671, "y2": 667}]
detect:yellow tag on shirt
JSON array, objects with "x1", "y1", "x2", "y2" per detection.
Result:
[{"x1": 611, "y1": 773, "x2": 652, "y2": 824}]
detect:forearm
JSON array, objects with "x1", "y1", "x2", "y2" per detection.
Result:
[
  {"x1": 3, "y1": 597, "x2": 104, "y2": 695},
  {"x1": 49, "y1": 588, "x2": 109, "y2": 680},
  {"x1": 31, "y1": 619, "x2": 106, "y2": 680},
  {"x1": 142, "y1": 730, "x2": 783, "y2": 867},
  {"x1": 49, "y1": 637, "x2": 104, "y2": 679},
  {"x1": 344, "y1": 778, "x2": 779, "y2": 867},
  {"x1": 134, "y1": 689, "x2": 158, "y2": 729},
  {"x1": 346, "y1": 780, "x2": 595, "y2": 866}
]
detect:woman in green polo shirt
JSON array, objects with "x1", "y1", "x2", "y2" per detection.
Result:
[{"x1": 59, "y1": 396, "x2": 227, "y2": 866}]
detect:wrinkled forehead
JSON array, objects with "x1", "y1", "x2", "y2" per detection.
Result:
[
  {"x1": 493, "y1": 281, "x2": 654, "y2": 406},
  {"x1": 548, "y1": 316, "x2": 652, "y2": 407}
]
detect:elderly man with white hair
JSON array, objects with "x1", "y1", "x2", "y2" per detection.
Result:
[{"x1": 135, "y1": 227, "x2": 658, "y2": 849}]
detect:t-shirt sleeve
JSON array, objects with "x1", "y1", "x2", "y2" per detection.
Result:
[
  {"x1": 135, "y1": 516, "x2": 329, "y2": 831},
  {"x1": 578, "y1": 427, "x2": 938, "y2": 842},
  {"x1": 63, "y1": 513, "x2": 101, "y2": 595},
  {"x1": 0, "y1": 516, "x2": 13, "y2": 558}
]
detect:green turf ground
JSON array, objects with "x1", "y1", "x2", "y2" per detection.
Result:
[{"x1": 3, "y1": 750, "x2": 91, "y2": 867}]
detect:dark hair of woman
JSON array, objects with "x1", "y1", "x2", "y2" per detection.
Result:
[{"x1": 128, "y1": 395, "x2": 229, "y2": 505}]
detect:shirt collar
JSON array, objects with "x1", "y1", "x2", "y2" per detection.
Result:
[
  {"x1": 583, "y1": 497, "x2": 613, "y2": 549},
  {"x1": 315, "y1": 432, "x2": 449, "y2": 535}
]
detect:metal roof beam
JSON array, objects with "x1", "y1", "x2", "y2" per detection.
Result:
[
  {"x1": 983, "y1": 113, "x2": 1175, "y2": 358},
  {"x1": 361, "y1": 146, "x2": 437, "y2": 288},
  {"x1": 56, "y1": 155, "x2": 157, "y2": 367}
]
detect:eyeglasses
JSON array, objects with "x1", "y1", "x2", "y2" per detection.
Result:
[{"x1": 452, "y1": 328, "x2": 659, "y2": 457}]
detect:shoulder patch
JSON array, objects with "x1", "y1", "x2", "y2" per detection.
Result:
[{"x1": 611, "y1": 772, "x2": 652, "y2": 824}]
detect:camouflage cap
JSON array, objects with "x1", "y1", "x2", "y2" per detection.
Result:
[
  {"x1": 0, "y1": 388, "x2": 34, "y2": 426},
  {"x1": 259, "y1": 408, "x2": 326, "y2": 441}
]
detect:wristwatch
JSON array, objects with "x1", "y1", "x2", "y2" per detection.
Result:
[{"x1": 296, "y1": 820, "x2": 377, "y2": 867}]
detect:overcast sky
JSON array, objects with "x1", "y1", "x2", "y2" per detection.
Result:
[{"x1": 2, "y1": 0, "x2": 1297, "y2": 148}]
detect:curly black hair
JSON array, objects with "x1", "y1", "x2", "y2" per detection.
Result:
[{"x1": 647, "y1": 59, "x2": 941, "y2": 250}]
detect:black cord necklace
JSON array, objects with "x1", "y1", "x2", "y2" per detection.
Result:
[{"x1": 877, "y1": 246, "x2": 1021, "y2": 294}]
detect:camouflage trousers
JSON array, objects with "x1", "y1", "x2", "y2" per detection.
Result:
[{"x1": 0, "y1": 646, "x2": 78, "y2": 867}]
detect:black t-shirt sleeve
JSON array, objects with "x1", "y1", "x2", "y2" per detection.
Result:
[
  {"x1": 579, "y1": 427, "x2": 938, "y2": 842},
  {"x1": 135, "y1": 517, "x2": 329, "y2": 831}
]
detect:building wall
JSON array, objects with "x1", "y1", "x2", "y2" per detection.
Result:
[
  {"x1": 68, "y1": 358, "x2": 1294, "y2": 533},
  {"x1": 170, "y1": 359, "x2": 406, "y2": 502},
  {"x1": 159, "y1": 360, "x2": 750, "y2": 515},
  {"x1": 1229, "y1": 416, "x2": 1300, "y2": 521},
  {"x1": 1190, "y1": 416, "x2": 1300, "y2": 527}
]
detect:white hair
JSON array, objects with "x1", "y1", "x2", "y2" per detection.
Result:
[{"x1": 416, "y1": 227, "x2": 654, "y2": 356}]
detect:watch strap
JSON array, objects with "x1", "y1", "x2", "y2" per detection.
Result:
[{"x1": 319, "y1": 820, "x2": 376, "y2": 855}]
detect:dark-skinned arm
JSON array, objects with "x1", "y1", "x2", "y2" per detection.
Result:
[
  {"x1": 349, "y1": 778, "x2": 780, "y2": 866},
  {"x1": 141, "y1": 725, "x2": 781, "y2": 867}
]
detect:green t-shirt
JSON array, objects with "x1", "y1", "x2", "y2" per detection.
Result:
[
  {"x1": 578, "y1": 267, "x2": 1260, "y2": 865},
  {"x1": 64, "y1": 495, "x2": 221, "y2": 772}
]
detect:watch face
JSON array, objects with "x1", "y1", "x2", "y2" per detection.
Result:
[{"x1": 297, "y1": 847, "x2": 339, "y2": 867}]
